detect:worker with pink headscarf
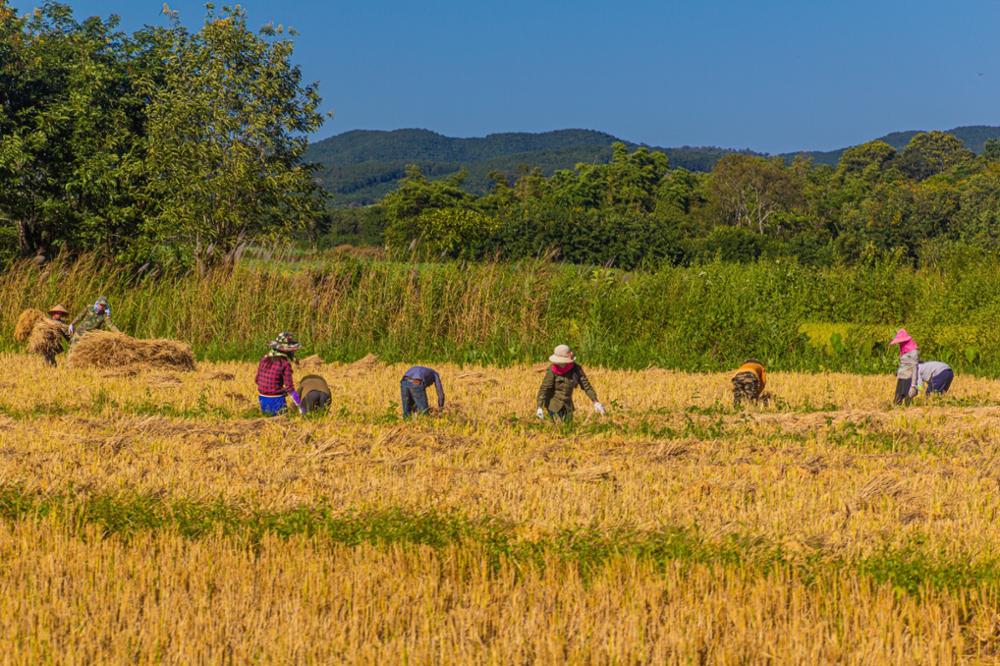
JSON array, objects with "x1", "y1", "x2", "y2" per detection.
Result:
[{"x1": 889, "y1": 329, "x2": 919, "y2": 405}]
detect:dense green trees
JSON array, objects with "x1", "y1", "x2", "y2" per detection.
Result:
[
  {"x1": 373, "y1": 132, "x2": 1000, "y2": 268},
  {"x1": 0, "y1": 1, "x2": 324, "y2": 271}
]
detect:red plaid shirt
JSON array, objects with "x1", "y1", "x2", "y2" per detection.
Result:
[{"x1": 255, "y1": 355, "x2": 294, "y2": 396}]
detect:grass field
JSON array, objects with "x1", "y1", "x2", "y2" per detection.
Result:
[{"x1": 4, "y1": 353, "x2": 1000, "y2": 662}]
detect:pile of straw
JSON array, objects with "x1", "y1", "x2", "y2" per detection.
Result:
[
  {"x1": 66, "y1": 331, "x2": 196, "y2": 371},
  {"x1": 27, "y1": 318, "x2": 68, "y2": 357},
  {"x1": 14, "y1": 309, "x2": 45, "y2": 343}
]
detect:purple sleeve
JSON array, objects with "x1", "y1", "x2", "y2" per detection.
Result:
[{"x1": 433, "y1": 371, "x2": 444, "y2": 407}]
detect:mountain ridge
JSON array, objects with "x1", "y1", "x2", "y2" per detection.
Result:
[{"x1": 307, "y1": 125, "x2": 1000, "y2": 205}]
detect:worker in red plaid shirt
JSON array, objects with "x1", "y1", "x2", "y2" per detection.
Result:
[{"x1": 255, "y1": 332, "x2": 303, "y2": 415}]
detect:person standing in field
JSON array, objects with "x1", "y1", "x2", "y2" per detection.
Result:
[
  {"x1": 536, "y1": 344, "x2": 605, "y2": 422},
  {"x1": 732, "y1": 358, "x2": 768, "y2": 407},
  {"x1": 400, "y1": 366, "x2": 445, "y2": 417},
  {"x1": 69, "y1": 296, "x2": 119, "y2": 344},
  {"x1": 916, "y1": 360, "x2": 954, "y2": 396},
  {"x1": 890, "y1": 329, "x2": 919, "y2": 405},
  {"x1": 41, "y1": 304, "x2": 72, "y2": 366},
  {"x1": 255, "y1": 332, "x2": 304, "y2": 416}
]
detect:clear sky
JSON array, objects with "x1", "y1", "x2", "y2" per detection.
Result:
[{"x1": 20, "y1": 0, "x2": 1000, "y2": 153}]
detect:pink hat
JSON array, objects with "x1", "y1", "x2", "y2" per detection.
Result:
[{"x1": 889, "y1": 329, "x2": 912, "y2": 346}]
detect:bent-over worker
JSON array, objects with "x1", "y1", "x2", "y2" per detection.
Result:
[
  {"x1": 299, "y1": 374, "x2": 332, "y2": 414},
  {"x1": 536, "y1": 344, "x2": 604, "y2": 422},
  {"x1": 917, "y1": 360, "x2": 954, "y2": 396},
  {"x1": 400, "y1": 366, "x2": 445, "y2": 417},
  {"x1": 732, "y1": 358, "x2": 767, "y2": 407}
]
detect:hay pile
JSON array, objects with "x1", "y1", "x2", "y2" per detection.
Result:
[
  {"x1": 66, "y1": 331, "x2": 196, "y2": 372},
  {"x1": 299, "y1": 354, "x2": 325, "y2": 369},
  {"x1": 27, "y1": 318, "x2": 67, "y2": 357},
  {"x1": 14, "y1": 308, "x2": 45, "y2": 343},
  {"x1": 347, "y1": 353, "x2": 380, "y2": 371}
]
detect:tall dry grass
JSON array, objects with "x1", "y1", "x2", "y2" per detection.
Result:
[
  {"x1": 5, "y1": 252, "x2": 1000, "y2": 372},
  {"x1": 0, "y1": 521, "x2": 991, "y2": 663}
]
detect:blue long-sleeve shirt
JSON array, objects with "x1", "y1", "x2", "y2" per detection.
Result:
[{"x1": 402, "y1": 366, "x2": 445, "y2": 407}]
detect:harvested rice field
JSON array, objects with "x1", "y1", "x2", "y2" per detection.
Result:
[{"x1": 4, "y1": 353, "x2": 1000, "y2": 663}]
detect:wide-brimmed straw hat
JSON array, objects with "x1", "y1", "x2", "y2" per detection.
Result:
[
  {"x1": 47, "y1": 304, "x2": 69, "y2": 316},
  {"x1": 549, "y1": 344, "x2": 574, "y2": 365},
  {"x1": 269, "y1": 331, "x2": 302, "y2": 353}
]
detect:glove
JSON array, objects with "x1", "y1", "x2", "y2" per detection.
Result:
[
  {"x1": 907, "y1": 386, "x2": 918, "y2": 399},
  {"x1": 536, "y1": 407, "x2": 546, "y2": 419},
  {"x1": 68, "y1": 324, "x2": 74, "y2": 335},
  {"x1": 594, "y1": 402, "x2": 606, "y2": 415}
]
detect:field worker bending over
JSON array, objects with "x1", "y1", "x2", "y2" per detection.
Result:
[
  {"x1": 890, "y1": 329, "x2": 919, "y2": 405},
  {"x1": 42, "y1": 304, "x2": 72, "y2": 366},
  {"x1": 917, "y1": 360, "x2": 954, "y2": 396},
  {"x1": 255, "y1": 332, "x2": 304, "y2": 416},
  {"x1": 400, "y1": 366, "x2": 445, "y2": 417},
  {"x1": 69, "y1": 296, "x2": 119, "y2": 344},
  {"x1": 536, "y1": 344, "x2": 605, "y2": 422},
  {"x1": 732, "y1": 358, "x2": 768, "y2": 407},
  {"x1": 299, "y1": 374, "x2": 332, "y2": 414}
]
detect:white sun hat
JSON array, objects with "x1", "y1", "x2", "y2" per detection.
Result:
[{"x1": 548, "y1": 344, "x2": 575, "y2": 364}]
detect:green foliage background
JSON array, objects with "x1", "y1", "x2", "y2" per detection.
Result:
[{"x1": 3, "y1": 253, "x2": 997, "y2": 375}]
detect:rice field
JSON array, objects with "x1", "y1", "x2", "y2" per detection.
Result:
[{"x1": 4, "y1": 353, "x2": 1000, "y2": 663}]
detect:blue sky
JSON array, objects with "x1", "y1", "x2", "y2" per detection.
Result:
[{"x1": 22, "y1": 0, "x2": 1000, "y2": 153}]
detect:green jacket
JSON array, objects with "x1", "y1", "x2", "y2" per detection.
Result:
[
  {"x1": 70, "y1": 308, "x2": 119, "y2": 342},
  {"x1": 537, "y1": 365, "x2": 598, "y2": 414}
]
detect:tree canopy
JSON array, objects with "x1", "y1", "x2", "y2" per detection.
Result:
[{"x1": 0, "y1": 1, "x2": 325, "y2": 271}]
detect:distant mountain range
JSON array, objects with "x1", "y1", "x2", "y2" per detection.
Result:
[{"x1": 306, "y1": 125, "x2": 1000, "y2": 205}]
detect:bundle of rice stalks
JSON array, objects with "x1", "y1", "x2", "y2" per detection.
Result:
[
  {"x1": 66, "y1": 331, "x2": 196, "y2": 372},
  {"x1": 26, "y1": 318, "x2": 67, "y2": 357},
  {"x1": 349, "y1": 353, "x2": 380, "y2": 370},
  {"x1": 299, "y1": 354, "x2": 325, "y2": 369},
  {"x1": 14, "y1": 308, "x2": 45, "y2": 343}
]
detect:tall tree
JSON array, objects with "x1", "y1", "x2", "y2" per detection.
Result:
[
  {"x1": 707, "y1": 154, "x2": 803, "y2": 233},
  {"x1": 143, "y1": 4, "x2": 325, "y2": 273},
  {"x1": 897, "y1": 131, "x2": 974, "y2": 181}
]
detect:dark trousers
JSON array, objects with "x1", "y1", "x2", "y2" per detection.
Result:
[
  {"x1": 547, "y1": 407, "x2": 572, "y2": 423},
  {"x1": 401, "y1": 379, "x2": 429, "y2": 417},
  {"x1": 301, "y1": 390, "x2": 331, "y2": 414},
  {"x1": 732, "y1": 371, "x2": 762, "y2": 406},
  {"x1": 893, "y1": 378, "x2": 913, "y2": 405},
  {"x1": 927, "y1": 369, "x2": 954, "y2": 394}
]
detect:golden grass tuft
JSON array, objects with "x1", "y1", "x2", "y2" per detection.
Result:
[
  {"x1": 66, "y1": 331, "x2": 196, "y2": 372},
  {"x1": 0, "y1": 358, "x2": 998, "y2": 661},
  {"x1": 14, "y1": 308, "x2": 45, "y2": 343},
  {"x1": 26, "y1": 318, "x2": 66, "y2": 357}
]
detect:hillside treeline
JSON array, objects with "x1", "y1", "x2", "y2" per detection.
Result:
[
  {"x1": 351, "y1": 134, "x2": 1000, "y2": 268},
  {"x1": 0, "y1": 2, "x2": 324, "y2": 272}
]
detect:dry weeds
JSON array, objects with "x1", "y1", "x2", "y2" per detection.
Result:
[{"x1": 1, "y1": 354, "x2": 999, "y2": 662}]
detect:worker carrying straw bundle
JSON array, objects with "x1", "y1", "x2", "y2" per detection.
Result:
[
  {"x1": 32, "y1": 304, "x2": 72, "y2": 366},
  {"x1": 255, "y1": 332, "x2": 304, "y2": 416},
  {"x1": 536, "y1": 344, "x2": 605, "y2": 422}
]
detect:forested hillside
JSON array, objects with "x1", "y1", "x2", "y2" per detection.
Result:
[
  {"x1": 306, "y1": 129, "x2": 744, "y2": 204},
  {"x1": 308, "y1": 126, "x2": 1000, "y2": 205}
]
